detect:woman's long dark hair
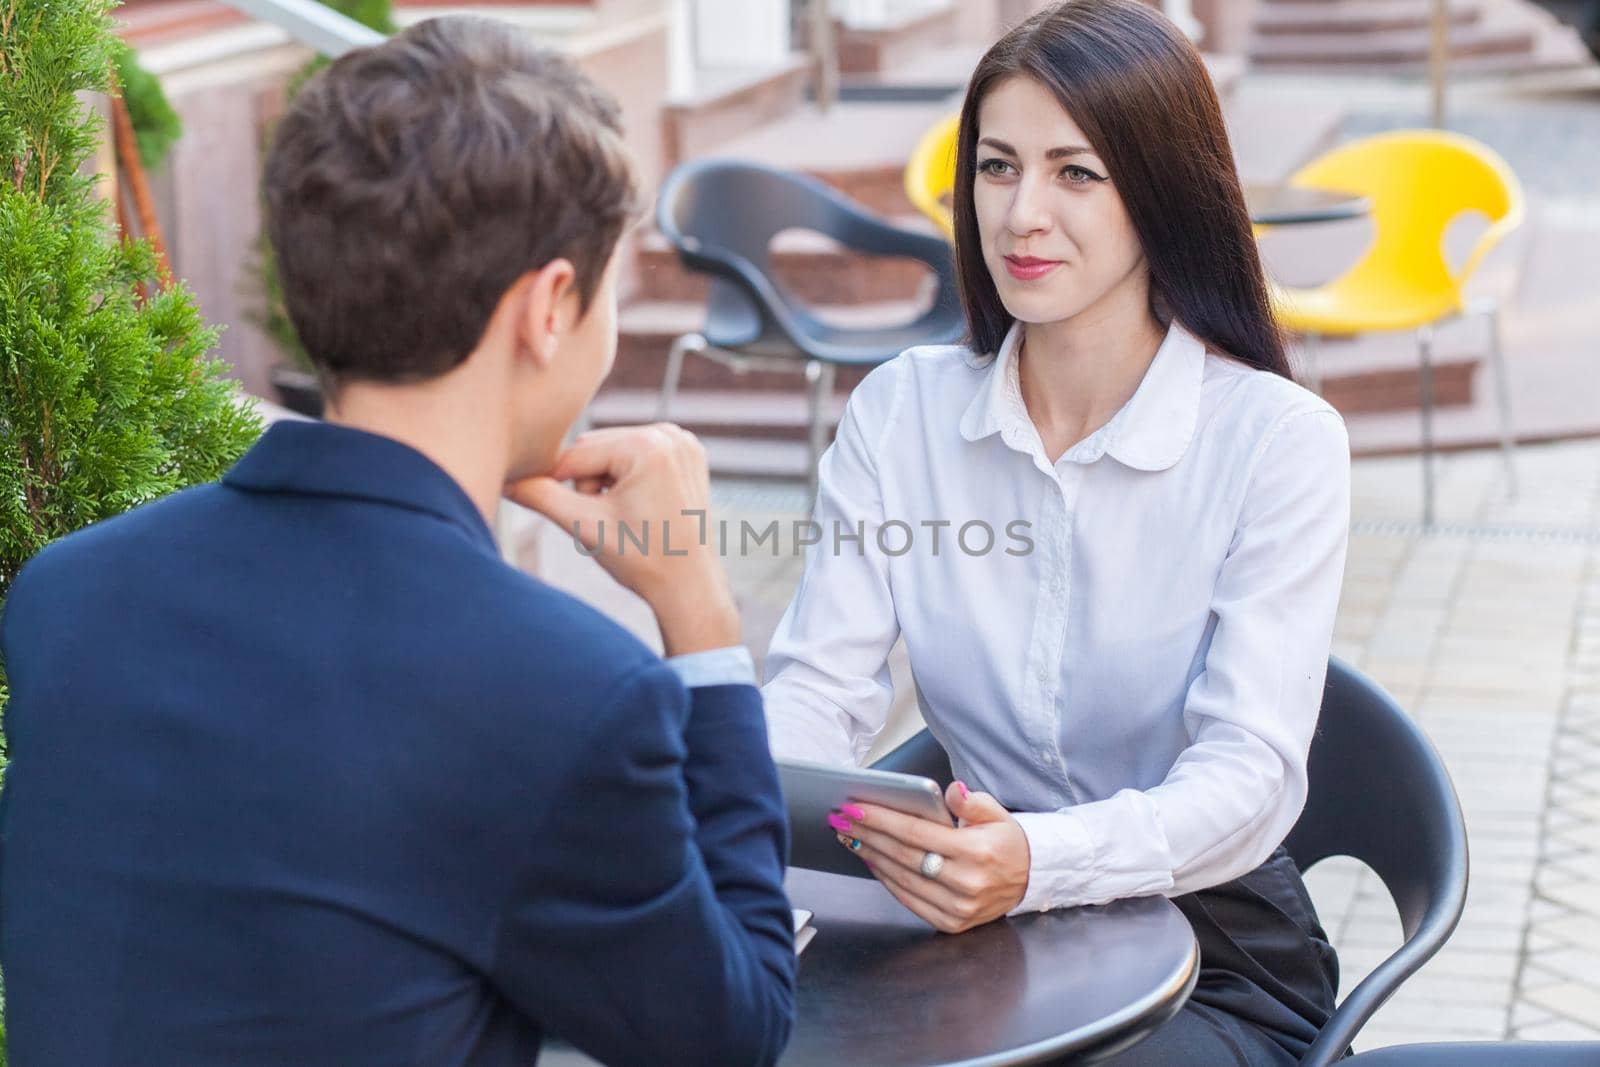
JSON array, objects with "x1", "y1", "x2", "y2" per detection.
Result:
[{"x1": 953, "y1": 0, "x2": 1292, "y2": 379}]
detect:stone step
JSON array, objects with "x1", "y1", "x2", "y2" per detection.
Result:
[
  {"x1": 663, "y1": 56, "x2": 812, "y2": 168},
  {"x1": 1318, "y1": 352, "x2": 1480, "y2": 413},
  {"x1": 1224, "y1": 87, "x2": 1347, "y2": 187},
  {"x1": 833, "y1": 1, "x2": 962, "y2": 76},
  {"x1": 709, "y1": 96, "x2": 962, "y2": 219},
  {"x1": 587, "y1": 388, "x2": 846, "y2": 442},
  {"x1": 612, "y1": 300, "x2": 896, "y2": 392},
  {"x1": 633, "y1": 222, "x2": 943, "y2": 306},
  {"x1": 1248, "y1": 0, "x2": 1596, "y2": 75},
  {"x1": 1250, "y1": 22, "x2": 1538, "y2": 66},
  {"x1": 1253, "y1": 0, "x2": 1483, "y2": 36},
  {"x1": 698, "y1": 437, "x2": 814, "y2": 479},
  {"x1": 605, "y1": 317, "x2": 1482, "y2": 448},
  {"x1": 586, "y1": 344, "x2": 1481, "y2": 478}
]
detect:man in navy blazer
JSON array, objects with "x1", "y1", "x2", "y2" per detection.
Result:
[{"x1": 0, "y1": 16, "x2": 795, "y2": 1066}]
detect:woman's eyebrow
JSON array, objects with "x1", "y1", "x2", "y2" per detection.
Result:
[{"x1": 977, "y1": 136, "x2": 1098, "y2": 161}]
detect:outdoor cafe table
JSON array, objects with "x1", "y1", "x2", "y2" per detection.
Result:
[
  {"x1": 1244, "y1": 183, "x2": 1371, "y2": 227},
  {"x1": 541, "y1": 867, "x2": 1200, "y2": 1067}
]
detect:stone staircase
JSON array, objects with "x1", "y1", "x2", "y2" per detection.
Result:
[{"x1": 1247, "y1": 0, "x2": 1593, "y2": 76}]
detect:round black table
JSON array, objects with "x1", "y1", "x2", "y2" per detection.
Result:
[
  {"x1": 1244, "y1": 183, "x2": 1371, "y2": 227},
  {"x1": 541, "y1": 868, "x2": 1199, "y2": 1067}
]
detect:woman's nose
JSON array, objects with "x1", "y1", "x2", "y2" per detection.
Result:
[{"x1": 1005, "y1": 178, "x2": 1052, "y2": 236}]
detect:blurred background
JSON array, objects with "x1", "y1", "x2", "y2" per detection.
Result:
[{"x1": 105, "y1": 0, "x2": 1600, "y2": 1052}]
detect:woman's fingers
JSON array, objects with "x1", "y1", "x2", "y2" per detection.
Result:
[
  {"x1": 836, "y1": 832, "x2": 982, "y2": 931},
  {"x1": 848, "y1": 820, "x2": 957, "y2": 882},
  {"x1": 839, "y1": 835, "x2": 968, "y2": 933},
  {"x1": 852, "y1": 802, "x2": 961, "y2": 853}
]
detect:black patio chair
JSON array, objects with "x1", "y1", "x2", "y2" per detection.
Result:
[
  {"x1": 868, "y1": 657, "x2": 1470, "y2": 1067},
  {"x1": 654, "y1": 158, "x2": 965, "y2": 496}
]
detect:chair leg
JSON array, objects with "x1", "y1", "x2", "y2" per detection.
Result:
[
  {"x1": 805, "y1": 360, "x2": 836, "y2": 503},
  {"x1": 1301, "y1": 331, "x2": 1323, "y2": 395},
  {"x1": 1417, "y1": 324, "x2": 1438, "y2": 530},
  {"x1": 657, "y1": 333, "x2": 705, "y2": 422},
  {"x1": 1483, "y1": 301, "x2": 1519, "y2": 500}
]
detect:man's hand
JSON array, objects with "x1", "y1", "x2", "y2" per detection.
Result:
[
  {"x1": 829, "y1": 781, "x2": 1032, "y2": 934},
  {"x1": 507, "y1": 424, "x2": 740, "y2": 656}
]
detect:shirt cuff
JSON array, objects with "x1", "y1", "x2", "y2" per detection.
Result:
[
  {"x1": 665, "y1": 646, "x2": 757, "y2": 689},
  {"x1": 1008, "y1": 810, "x2": 1100, "y2": 914}
]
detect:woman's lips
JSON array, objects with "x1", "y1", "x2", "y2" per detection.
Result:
[{"x1": 1004, "y1": 256, "x2": 1062, "y2": 281}]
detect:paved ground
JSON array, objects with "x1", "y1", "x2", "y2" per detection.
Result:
[{"x1": 532, "y1": 430, "x2": 1600, "y2": 1050}]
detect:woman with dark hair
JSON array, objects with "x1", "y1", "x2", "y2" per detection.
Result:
[{"x1": 763, "y1": 1, "x2": 1349, "y2": 1063}]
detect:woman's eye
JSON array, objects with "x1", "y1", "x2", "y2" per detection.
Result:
[
  {"x1": 977, "y1": 158, "x2": 1015, "y2": 177},
  {"x1": 1063, "y1": 165, "x2": 1106, "y2": 184}
]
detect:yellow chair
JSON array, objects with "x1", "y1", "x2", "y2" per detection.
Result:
[
  {"x1": 1273, "y1": 129, "x2": 1524, "y2": 526},
  {"x1": 905, "y1": 113, "x2": 960, "y2": 241}
]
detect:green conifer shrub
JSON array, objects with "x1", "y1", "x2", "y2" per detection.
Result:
[{"x1": 0, "y1": 0, "x2": 264, "y2": 746}]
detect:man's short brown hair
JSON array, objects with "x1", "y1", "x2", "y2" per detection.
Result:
[{"x1": 263, "y1": 16, "x2": 641, "y2": 386}]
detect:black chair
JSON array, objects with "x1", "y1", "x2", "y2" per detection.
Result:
[
  {"x1": 868, "y1": 657, "x2": 1470, "y2": 1067},
  {"x1": 1343, "y1": 1043, "x2": 1600, "y2": 1065},
  {"x1": 654, "y1": 158, "x2": 966, "y2": 495}
]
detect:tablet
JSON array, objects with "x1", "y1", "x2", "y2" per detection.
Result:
[{"x1": 778, "y1": 758, "x2": 953, "y2": 879}]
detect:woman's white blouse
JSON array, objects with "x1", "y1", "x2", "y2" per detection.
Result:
[{"x1": 762, "y1": 320, "x2": 1351, "y2": 914}]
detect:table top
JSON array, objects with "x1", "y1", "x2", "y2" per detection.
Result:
[
  {"x1": 1244, "y1": 182, "x2": 1372, "y2": 226},
  {"x1": 541, "y1": 869, "x2": 1198, "y2": 1067}
]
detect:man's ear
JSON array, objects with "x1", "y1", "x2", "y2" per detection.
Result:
[{"x1": 514, "y1": 258, "x2": 578, "y2": 370}]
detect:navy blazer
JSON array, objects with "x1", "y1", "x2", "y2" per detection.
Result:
[{"x1": 0, "y1": 421, "x2": 795, "y2": 1066}]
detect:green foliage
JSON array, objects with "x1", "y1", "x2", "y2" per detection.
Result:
[
  {"x1": 0, "y1": 0, "x2": 264, "y2": 741},
  {"x1": 247, "y1": 0, "x2": 394, "y2": 371},
  {"x1": 113, "y1": 41, "x2": 181, "y2": 171}
]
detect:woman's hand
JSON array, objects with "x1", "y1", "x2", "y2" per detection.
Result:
[{"x1": 829, "y1": 781, "x2": 1032, "y2": 934}]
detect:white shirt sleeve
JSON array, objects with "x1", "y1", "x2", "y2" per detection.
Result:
[
  {"x1": 1011, "y1": 408, "x2": 1351, "y2": 912},
  {"x1": 665, "y1": 646, "x2": 757, "y2": 689},
  {"x1": 762, "y1": 362, "x2": 905, "y2": 766}
]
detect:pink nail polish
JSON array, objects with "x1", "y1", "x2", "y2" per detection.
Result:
[
  {"x1": 826, "y1": 813, "x2": 852, "y2": 833},
  {"x1": 956, "y1": 781, "x2": 970, "y2": 800},
  {"x1": 840, "y1": 804, "x2": 865, "y2": 821}
]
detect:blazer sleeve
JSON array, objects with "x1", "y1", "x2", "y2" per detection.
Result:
[{"x1": 489, "y1": 661, "x2": 796, "y2": 1067}]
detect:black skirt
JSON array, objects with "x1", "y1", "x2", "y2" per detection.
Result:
[{"x1": 1080, "y1": 846, "x2": 1342, "y2": 1066}]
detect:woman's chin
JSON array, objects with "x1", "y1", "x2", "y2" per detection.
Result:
[{"x1": 998, "y1": 289, "x2": 1091, "y2": 326}]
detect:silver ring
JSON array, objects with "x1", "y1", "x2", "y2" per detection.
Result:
[{"x1": 919, "y1": 851, "x2": 946, "y2": 879}]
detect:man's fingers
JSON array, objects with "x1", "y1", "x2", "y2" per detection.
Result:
[
  {"x1": 544, "y1": 434, "x2": 639, "y2": 485},
  {"x1": 506, "y1": 477, "x2": 604, "y2": 540}
]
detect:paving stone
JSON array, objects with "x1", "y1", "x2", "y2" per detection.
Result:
[
  {"x1": 1510, "y1": 1002, "x2": 1558, "y2": 1030},
  {"x1": 1529, "y1": 898, "x2": 1574, "y2": 924},
  {"x1": 1522, "y1": 982, "x2": 1600, "y2": 1028},
  {"x1": 1522, "y1": 946, "x2": 1600, "y2": 985},
  {"x1": 1388, "y1": 973, "x2": 1515, "y2": 1007},
  {"x1": 1543, "y1": 853, "x2": 1600, "y2": 885},
  {"x1": 1513, "y1": 1017, "x2": 1600, "y2": 1041},
  {"x1": 1527, "y1": 930, "x2": 1567, "y2": 954},
  {"x1": 1550, "y1": 822, "x2": 1600, "y2": 852},
  {"x1": 1532, "y1": 917, "x2": 1600, "y2": 955},
  {"x1": 1519, "y1": 962, "x2": 1572, "y2": 993}
]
